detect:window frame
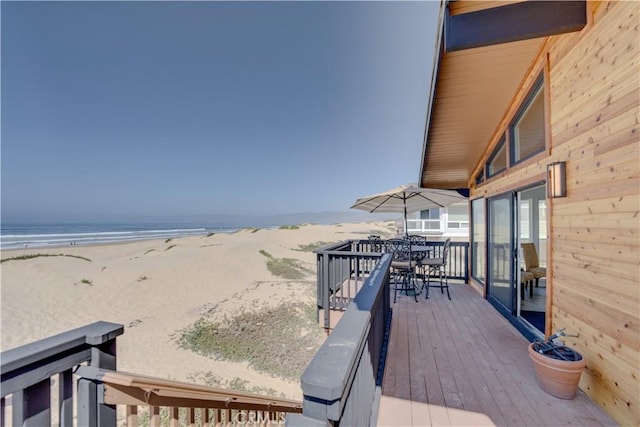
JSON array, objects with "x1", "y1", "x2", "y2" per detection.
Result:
[
  {"x1": 509, "y1": 74, "x2": 545, "y2": 166},
  {"x1": 486, "y1": 134, "x2": 507, "y2": 178},
  {"x1": 471, "y1": 197, "x2": 486, "y2": 286}
]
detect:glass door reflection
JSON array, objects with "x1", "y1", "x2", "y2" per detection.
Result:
[{"x1": 488, "y1": 194, "x2": 514, "y2": 312}]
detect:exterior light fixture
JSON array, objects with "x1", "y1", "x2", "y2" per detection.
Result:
[{"x1": 547, "y1": 161, "x2": 567, "y2": 198}]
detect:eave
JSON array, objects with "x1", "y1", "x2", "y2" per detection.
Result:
[{"x1": 419, "y1": 0, "x2": 586, "y2": 190}]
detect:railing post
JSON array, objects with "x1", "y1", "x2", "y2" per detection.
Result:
[
  {"x1": 322, "y1": 253, "x2": 331, "y2": 330},
  {"x1": 77, "y1": 323, "x2": 121, "y2": 427},
  {"x1": 59, "y1": 370, "x2": 73, "y2": 427}
]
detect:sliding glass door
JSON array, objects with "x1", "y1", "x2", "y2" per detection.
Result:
[
  {"x1": 487, "y1": 194, "x2": 515, "y2": 313},
  {"x1": 517, "y1": 185, "x2": 547, "y2": 334}
]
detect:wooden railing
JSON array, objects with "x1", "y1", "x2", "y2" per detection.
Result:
[
  {"x1": 287, "y1": 254, "x2": 392, "y2": 426},
  {"x1": 315, "y1": 239, "x2": 383, "y2": 330},
  {"x1": 1, "y1": 321, "x2": 123, "y2": 426},
  {"x1": 76, "y1": 367, "x2": 301, "y2": 426},
  {"x1": 1, "y1": 322, "x2": 301, "y2": 427},
  {"x1": 315, "y1": 239, "x2": 469, "y2": 330},
  {"x1": 425, "y1": 240, "x2": 470, "y2": 282}
]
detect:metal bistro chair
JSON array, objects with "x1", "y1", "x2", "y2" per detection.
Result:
[
  {"x1": 422, "y1": 238, "x2": 451, "y2": 300},
  {"x1": 408, "y1": 234, "x2": 428, "y2": 283},
  {"x1": 368, "y1": 234, "x2": 384, "y2": 253},
  {"x1": 384, "y1": 238, "x2": 419, "y2": 303}
]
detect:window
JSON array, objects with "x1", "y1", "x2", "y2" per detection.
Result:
[
  {"x1": 447, "y1": 205, "x2": 469, "y2": 229},
  {"x1": 519, "y1": 200, "x2": 531, "y2": 240},
  {"x1": 471, "y1": 198, "x2": 486, "y2": 284},
  {"x1": 420, "y1": 208, "x2": 440, "y2": 220},
  {"x1": 486, "y1": 135, "x2": 507, "y2": 177},
  {"x1": 510, "y1": 75, "x2": 545, "y2": 164}
]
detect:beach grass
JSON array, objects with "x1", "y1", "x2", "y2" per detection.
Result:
[
  {"x1": 187, "y1": 372, "x2": 285, "y2": 397},
  {"x1": 174, "y1": 301, "x2": 323, "y2": 380},
  {"x1": 278, "y1": 225, "x2": 300, "y2": 230},
  {"x1": 295, "y1": 241, "x2": 334, "y2": 252},
  {"x1": 0, "y1": 253, "x2": 92, "y2": 263},
  {"x1": 258, "y1": 250, "x2": 311, "y2": 280}
]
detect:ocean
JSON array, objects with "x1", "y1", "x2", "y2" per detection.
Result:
[
  {"x1": 0, "y1": 223, "x2": 233, "y2": 250},
  {"x1": 0, "y1": 211, "x2": 384, "y2": 250}
]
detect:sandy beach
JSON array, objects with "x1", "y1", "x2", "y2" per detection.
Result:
[{"x1": 1, "y1": 220, "x2": 394, "y2": 399}]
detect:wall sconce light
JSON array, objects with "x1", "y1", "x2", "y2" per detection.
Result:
[{"x1": 547, "y1": 161, "x2": 567, "y2": 198}]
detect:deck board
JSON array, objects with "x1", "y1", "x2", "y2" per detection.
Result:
[{"x1": 377, "y1": 283, "x2": 617, "y2": 427}]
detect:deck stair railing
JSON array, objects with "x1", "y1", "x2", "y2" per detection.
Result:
[
  {"x1": 288, "y1": 254, "x2": 392, "y2": 426},
  {"x1": 75, "y1": 367, "x2": 302, "y2": 426},
  {"x1": 315, "y1": 238, "x2": 469, "y2": 330},
  {"x1": 1, "y1": 321, "x2": 302, "y2": 427}
]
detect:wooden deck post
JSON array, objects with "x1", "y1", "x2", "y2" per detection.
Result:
[{"x1": 76, "y1": 322, "x2": 123, "y2": 427}]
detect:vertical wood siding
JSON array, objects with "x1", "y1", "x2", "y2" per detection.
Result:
[
  {"x1": 548, "y1": 2, "x2": 639, "y2": 424},
  {"x1": 469, "y1": 1, "x2": 639, "y2": 424}
]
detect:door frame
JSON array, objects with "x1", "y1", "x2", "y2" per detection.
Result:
[
  {"x1": 486, "y1": 191, "x2": 517, "y2": 318},
  {"x1": 485, "y1": 183, "x2": 546, "y2": 342}
]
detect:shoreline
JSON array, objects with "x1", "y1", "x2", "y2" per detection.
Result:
[{"x1": 0, "y1": 220, "x2": 391, "y2": 252}]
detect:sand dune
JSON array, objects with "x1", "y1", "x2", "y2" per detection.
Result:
[{"x1": 1, "y1": 221, "x2": 394, "y2": 399}]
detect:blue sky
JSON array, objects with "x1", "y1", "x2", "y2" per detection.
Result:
[{"x1": 2, "y1": 1, "x2": 440, "y2": 223}]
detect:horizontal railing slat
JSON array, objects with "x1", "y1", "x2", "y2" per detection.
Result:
[
  {"x1": 1, "y1": 321, "x2": 124, "y2": 374},
  {"x1": 1, "y1": 348, "x2": 92, "y2": 396}
]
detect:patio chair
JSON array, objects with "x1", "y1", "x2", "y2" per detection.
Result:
[
  {"x1": 521, "y1": 270, "x2": 535, "y2": 299},
  {"x1": 384, "y1": 238, "x2": 419, "y2": 303},
  {"x1": 368, "y1": 235, "x2": 384, "y2": 252},
  {"x1": 421, "y1": 238, "x2": 451, "y2": 300},
  {"x1": 521, "y1": 243, "x2": 546, "y2": 288},
  {"x1": 408, "y1": 234, "x2": 428, "y2": 282}
]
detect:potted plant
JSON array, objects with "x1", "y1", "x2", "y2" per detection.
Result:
[{"x1": 528, "y1": 329, "x2": 586, "y2": 399}]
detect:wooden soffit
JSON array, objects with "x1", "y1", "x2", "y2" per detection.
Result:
[{"x1": 419, "y1": 0, "x2": 586, "y2": 190}]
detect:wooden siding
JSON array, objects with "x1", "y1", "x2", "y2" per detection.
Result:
[
  {"x1": 547, "y1": 2, "x2": 639, "y2": 424},
  {"x1": 468, "y1": 1, "x2": 640, "y2": 425}
]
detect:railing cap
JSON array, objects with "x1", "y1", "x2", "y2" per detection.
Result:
[
  {"x1": 313, "y1": 240, "x2": 355, "y2": 253},
  {"x1": 300, "y1": 255, "x2": 391, "y2": 401},
  {"x1": 1, "y1": 321, "x2": 124, "y2": 373}
]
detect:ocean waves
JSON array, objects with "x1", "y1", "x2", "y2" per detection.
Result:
[{"x1": 0, "y1": 224, "x2": 216, "y2": 250}]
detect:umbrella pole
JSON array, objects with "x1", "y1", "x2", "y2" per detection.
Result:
[{"x1": 403, "y1": 199, "x2": 409, "y2": 238}]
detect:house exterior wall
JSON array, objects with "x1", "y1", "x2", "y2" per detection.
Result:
[
  {"x1": 469, "y1": 2, "x2": 639, "y2": 424},
  {"x1": 406, "y1": 203, "x2": 470, "y2": 240}
]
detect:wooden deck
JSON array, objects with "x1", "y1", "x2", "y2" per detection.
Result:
[{"x1": 377, "y1": 282, "x2": 616, "y2": 427}]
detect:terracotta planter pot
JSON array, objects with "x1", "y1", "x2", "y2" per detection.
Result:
[{"x1": 528, "y1": 342, "x2": 586, "y2": 399}]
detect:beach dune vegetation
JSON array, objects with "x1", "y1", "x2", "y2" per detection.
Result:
[
  {"x1": 258, "y1": 250, "x2": 311, "y2": 280},
  {"x1": 295, "y1": 241, "x2": 334, "y2": 252},
  {"x1": 187, "y1": 372, "x2": 284, "y2": 397},
  {"x1": 0, "y1": 253, "x2": 92, "y2": 263},
  {"x1": 278, "y1": 225, "x2": 300, "y2": 230},
  {"x1": 174, "y1": 301, "x2": 323, "y2": 380}
]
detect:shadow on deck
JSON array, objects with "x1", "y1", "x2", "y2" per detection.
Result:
[{"x1": 378, "y1": 282, "x2": 616, "y2": 426}]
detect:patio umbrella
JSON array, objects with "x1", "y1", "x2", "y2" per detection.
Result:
[{"x1": 350, "y1": 184, "x2": 467, "y2": 236}]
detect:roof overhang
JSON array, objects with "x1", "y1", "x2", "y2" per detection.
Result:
[{"x1": 419, "y1": 0, "x2": 587, "y2": 190}]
